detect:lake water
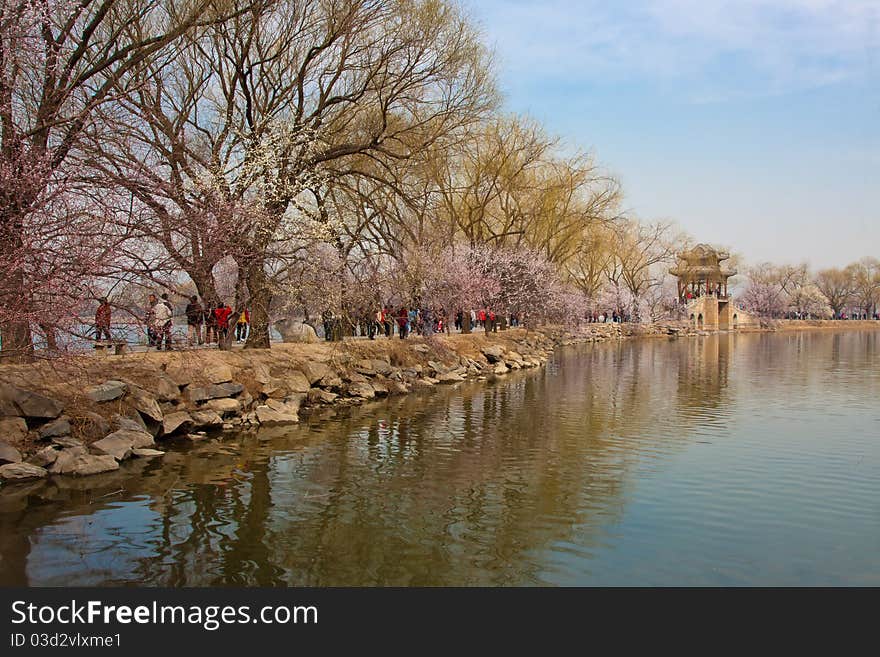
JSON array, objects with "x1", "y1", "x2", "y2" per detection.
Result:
[{"x1": 1, "y1": 330, "x2": 877, "y2": 586}]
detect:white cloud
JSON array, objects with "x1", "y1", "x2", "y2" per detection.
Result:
[{"x1": 467, "y1": 0, "x2": 880, "y2": 99}]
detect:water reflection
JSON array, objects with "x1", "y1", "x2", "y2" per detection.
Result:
[{"x1": 1, "y1": 331, "x2": 877, "y2": 586}]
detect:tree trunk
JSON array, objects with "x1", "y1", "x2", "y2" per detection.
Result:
[
  {"x1": 244, "y1": 264, "x2": 272, "y2": 349},
  {"x1": 0, "y1": 267, "x2": 34, "y2": 362}
]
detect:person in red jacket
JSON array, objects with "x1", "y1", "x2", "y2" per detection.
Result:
[
  {"x1": 95, "y1": 298, "x2": 112, "y2": 342},
  {"x1": 214, "y1": 302, "x2": 233, "y2": 342}
]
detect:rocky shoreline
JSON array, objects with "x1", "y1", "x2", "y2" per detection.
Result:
[
  {"x1": 1, "y1": 319, "x2": 877, "y2": 485},
  {"x1": 0, "y1": 330, "x2": 557, "y2": 483}
]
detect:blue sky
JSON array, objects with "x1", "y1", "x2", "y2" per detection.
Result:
[{"x1": 463, "y1": 0, "x2": 879, "y2": 269}]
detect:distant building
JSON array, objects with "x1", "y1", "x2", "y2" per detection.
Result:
[{"x1": 670, "y1": 244, "x2": 755, "y2": 330}]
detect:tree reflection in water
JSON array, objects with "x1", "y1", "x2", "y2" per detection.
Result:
[{"x1": 1, "y1": 331, "x2": 877, "y2": 586}]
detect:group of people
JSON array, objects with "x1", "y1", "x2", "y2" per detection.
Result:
[
  {"x1": 92, "y1": 294, "x2": 251, "y2": 350},
  {"x1": 320, "y1": 305, "x2": 521, "y2": 341},
  {"x1": 586, "y1": 311, "x2": 630, "y2": 324},
  {"x1": 183, "y1": 297, "x2": 250, "y2": 347}
]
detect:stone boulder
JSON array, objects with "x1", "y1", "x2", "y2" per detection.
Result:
[
  {"x1": 112, "y1": 413, "x2": 149, "y2": 434},
  {"x1": 204, "y1": 363, "x2": 234, "y2": 384},
  {"x1": 0, "y1": 440, "x2": 22, "y2": 464},
  {"x1": 355, "y1": 360, "x2": 377, "y2": 375},
  {"x1": 437, "y1": 371, "x2": 465, "y2": 384},
  {"x1": 0, "y1": 417, "x2": 28, "y2": 444},
  {"x1": 85, "y1": 380, "x2": 127, "y2": 403},
  {"x1": 274, "y1": 319, "x2": 319, "y2": 344},
  {"x1": 91, "y1": 429, "x2": 154, "y2": 461},
  {"x1": 90, "y1": 435, "x2": 133, "y2": 461},
  {"x1": 493, "y1": 362, "x2": 509, "y2": 375},
  {"x1": 286, "y1": 371, "x2": 311, "y2": 394},
  {"x1": 36, "y1": 416, "x2": 71, "y2": 440},
  {"x1": 127, "y1": 385, "x2": 163, "y2": 424},
  {"x1": 29, "y1": 446, "x2": 59, "y2": 468},
  {"x1": 307, "y1": 389, "x2": 338, "y2": 404},
  {"x1": 254, "y1": 405, "x2": 299, "y2": 426},
  {"x1": 0, "y1": 383, "x2": 64, "y2": 419},
  {"x1": 190, "y1": 410, "x2": 224, "y2": 429},
  {"x1": 51, "y1": 436, "x2": 83, "y2": 449},
  {"x1": 299, "y1": 361, "x2": 333, "y2": 385},
  {"x1": 370, "y1": 380, "x2": 389, "y2": 396},
  {"x1": 347, "y1": 382, "x2": 375, "y2": 399},
  {"x1": 0, "y1": 462, "x2": 48, "y2": 481},
  {"x1": 206, "y1": 398, "x2": 241, "y2": 416},
  {"x1": 259, "y1": 379, "x2": 288, "y2": 399},
  {"x1": 133, "y1": 448, "x2": 165, "y2": 458},
  {"x1": 186, "y1": 382, "x2": 244, "y2": 403},
  {"x1": 165, "y1": 366, "x2": 194, "y2": 388},
  {"x1": 481, "y1": 345, "x2": 505, "y2": 363},
  {"x1": 48, "y1": 447, "x2": 89, "y2": 474},
  {"x1": 154, "y1": 375, "x2": 182, "y2": 402},
  {"x1": 68, "y1": 454, "x2": 119, "y2": 477},
  {"x1": 388, "y1": 381, "x2": 409, "y2": 395},
  {"x1": 162, "y1": 411, "x2": 193, "y2": 436}
]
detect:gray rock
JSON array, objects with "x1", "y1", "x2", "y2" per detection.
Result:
[
  {"x1": 437, "y1": 371, "x2": 465, "y2": 383},
  {"x1": 132, "y1": 448, "x2": 165, "y2": 458},
  {"x1": 165, "y1": 366, "x2": 194, "y2": 388},
  {"x1": 0, "y1": 462, "x2": 48, "y2": 481},
  {"x1": 0, "y1": 383, "x2": 64, "y2": 419},
  {"x1": 346, "y1": 372, "x2": 370, "y2": 384},
  {"x1": 299, "y1": 361, "x2": 333, "y2": 385},
  {"x1": 319, "y1": 373, "x2": 344, "y2": 390},
  {"x1": 493, "y1": 362, "x2": 509, "y2": 375},
  {"x1": 51, "y1": 436, "x2": 83, "y2": 449},
  {"x1": 275, "y1": 319, "x2": 319, "y2": 343},
  {"x1": 69, "y1": 454, "x2": 119, "y2": 477},
  {"x1": 190, "y1": 410, "x2": 224, "y2": 429},
  {"x1": 0, "y1": 440, "x2": 22, "y2": 464},
  {"x1": 85, "y1": 380, "x2": 127, "y2": 402},
  {"x1": 29, "y1": 446, "x2": 59, "y2": 467},
  {"x1": 252, "y1": 363, "x2": 272, "y2": 385},
  {"x1": 48, "y1": 447, "x2": 88, "y2": 474},
  {"x1": 254, "y1": 405, "x2": 299, "y2": 425},
  {"x1": 388, "y1": 381, "x2": 409, "y2": 395},
  {"x1": 127, "y1": 385, "x2": 163, "y2": 423},
  {"x1": 259, "y1": 379, "x2": 288, "y2": 399},
  {"x1": 0, "y1": 417, "x2": 28, "y2": 444},
  {"x1": 286, "y1": 371, "x2": 311, "y2": 394},
  {"x1": 370, "y1": 380, "x2": 389, "y2": 396},
  {"x1": 37, "y1": 416, "x2": 71, "y2": 440},
  {"x1": 186, "y1": 382, "x2": 244, "y2": 403},
  {"x1": 283, "y1": 394, "x2": 306, "y2": 414},
  {"x1": 112, "y1": 413, "x2": 149, "y2": 433},
  {"x1": 154, "y1": 375, "x2": 182, "y2": 402},
  {"x1": 206, "y1": 398, "x2": 241, "y2": 416},
  {"x1": 355, "y1": 360, "x2": 377, "y2": 375},
  {"x1": 204, "y1": 363, "x2": 234, "y2": 384},
  {"x1": 506, "y1": 351, "x2": 524, "y2": 364},
  {"x1": 90, "y1": 435, "x2": 133, "y2": 461},
  {"x1": 162, "y1": 411, "x2": 193, "y2": 435},
  {"x1": 307, "y1": 389, "x2": 338, "y2": 404},
  {"x1": 347, "y1": 382, "x2": 376, "y2": 399},
  {"x1": 371, "y1": 359, "x2": 393, "y2": 375},
  {"x1": 482, "y1": 345, "x2": 505, "y2": 363},
  {"x1": 413, "y1": 344, "x2": 430, "y2": 354}
]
